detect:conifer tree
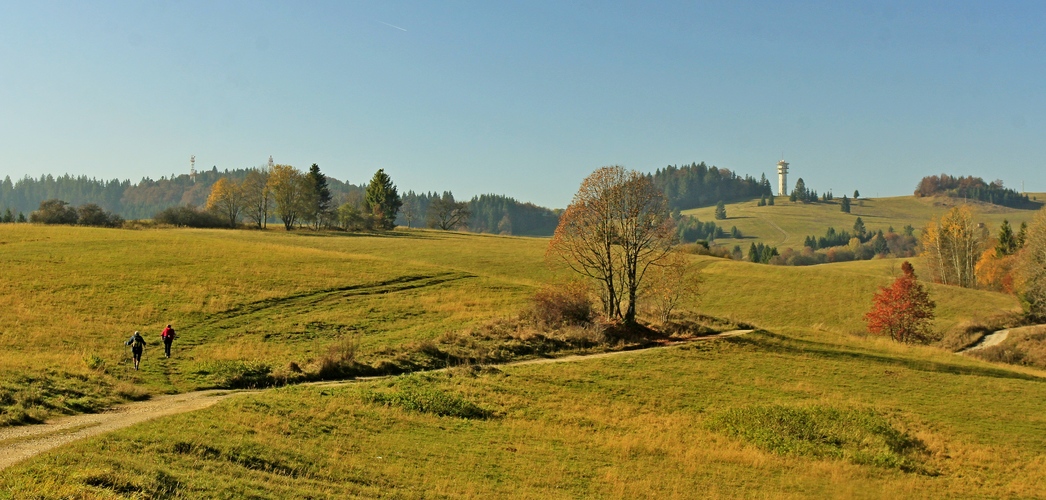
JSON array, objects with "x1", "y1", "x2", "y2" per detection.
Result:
[
  {"x1": 714, "y1": 201, "x2": 727, "y2": 220},
  {"x1": 308, "y1": 164, "x2": 332, "y2": 229},
  {"x1": 364, "y1": 169, "x2": 402, "y2": 230}
]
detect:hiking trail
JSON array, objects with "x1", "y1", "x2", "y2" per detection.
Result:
[{"x1": 0, "y1": 330, "x2": 752, "y2": 471}]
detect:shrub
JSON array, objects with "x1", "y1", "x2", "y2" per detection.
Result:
[
  {"x1": 317, "y1": 336, "x2": 361, "y2": 379},
  {"x1": 153, "y1": 205, "x2": 225, "y2": 228},
  {"x1": 526, "y1": 281, "x2": 594, "y2": 327},
  {"x1": 361, "y1": 376, "x2": 492, "y2": 419},
  {"x1": 29, "y1": 199, "x2": 78, "y2": 224},
  {"x1": 82, "y1": 352, "x2": 105, "y2": 371},
  {"x1": 194, "y1": 360, "x2": 274, "y2": 388},
  {"x1": 708, "y1": 404, "x2": 929, "y2": 473},
  {"x1": 76, "y1": 203, "x2": 124, "y2": 227}
]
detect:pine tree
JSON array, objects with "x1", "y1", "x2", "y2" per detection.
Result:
[
  {"x1": 714, "y1": 201, "x2": 727, "y2": 220},
  {"x1": 996, "y1": 220, "x2": 1017, "y2": 257},
  {"x1": 853, "y1": 217, "x2": 866, "y2": 238},
  {"x1": 308, "y1": 164, "x2": 332, "y2": 229},
  {"x1": 364, "y1": 169, "x2": 403, "y2": 230},
  {"x1": 840, "y1": 195, "x2": 851, "y2": 213}
]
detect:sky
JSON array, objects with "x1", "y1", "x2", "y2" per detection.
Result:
[{"x1": 1, "y1": 1, "x2": 1044, "y2": 208}]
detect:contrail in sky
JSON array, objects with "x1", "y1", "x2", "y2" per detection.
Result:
[{"x1": 379, "y1": 21, "x2": 407, "y2": 32}]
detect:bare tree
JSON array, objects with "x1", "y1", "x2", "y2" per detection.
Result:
[
  {"x1": 547, "y1": 166, "x2": 675, "y2": 325},
  {"x1": 241, "y1": 167, "x2": 272, "y2": 229},
  {"x1": 427, "y1": 192, "x2": 471, "y2": 230},
  {"x1": 642, "y1": 252, "x2": 702, "y2": 324},
  {"x1": 402, "y1": 198, "x2": 417, "y2": 229}
]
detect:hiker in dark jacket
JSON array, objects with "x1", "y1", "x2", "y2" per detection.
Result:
[
  {"x1": 161, "y1": 324, "x2": 176, "y2": 358},
  {"x1": 125, "y1": 331, "x2": 147, "y2": 370}
]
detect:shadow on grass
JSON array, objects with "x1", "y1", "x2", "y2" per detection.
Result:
[
  {"x1": 728, "y1": 331, "x2": 1044, "y2": 383},
  {"x1": 292, "y1": 229, "x2": 445, "y2": 240}
]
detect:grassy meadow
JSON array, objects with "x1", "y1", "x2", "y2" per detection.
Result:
[
  {"x1": 1, "y1": 221, "x2": 1044, "y2": 497},
  {"x1": 0, "y1": 225, "x2": 555, "y2": 424},
  {"x1": 683, "y1": 194, "x2": 1046, "y2": 249}
]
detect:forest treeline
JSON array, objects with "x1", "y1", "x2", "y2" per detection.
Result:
[
  {"x1": 2, "y1": 159, "x2": 775, "y2": 235},
  {"x1": 0, "y1": 169, "x2": 561, "y2": 236},
  {"x1": 649, "y1": 162, "x2": 773, "y2": 210},
  {"x1": 914, "y1": 174, "x2": 1039, "y2": 209}
]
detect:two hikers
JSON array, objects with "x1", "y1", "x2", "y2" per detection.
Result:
[
  {"x1": 124, "y1": 331, "x2": 147, "y2": 370},
  {"x1": 124, "y1": 325, "x2": 177, "y2": 370},
  {"x1": 161, "y1": 324, "x2": 176, "y2": 358}
]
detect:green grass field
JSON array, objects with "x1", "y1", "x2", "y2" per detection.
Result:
[
  {"x1": 0, "y1": 225, "x2": 557, "y2": 424},
  {"x1": 683, "y1": 194, "x2": 1046, "y2": 250},
  {"x1": 1, "y1": 223, "x2": 1044, "y2": 498}
]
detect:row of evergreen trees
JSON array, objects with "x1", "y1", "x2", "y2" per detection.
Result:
[
  {"x1": 650, "y1": 162, "x2": 772, "y2": 210},
  {"x1": 395, "y1": 192, "x2": 560, "y2": 236}
]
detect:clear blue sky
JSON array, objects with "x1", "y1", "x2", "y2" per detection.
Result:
[{"x1": 2, "y1": 1, "x2": 1043, "y2": 207}]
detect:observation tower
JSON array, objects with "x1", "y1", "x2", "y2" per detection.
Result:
[{"x1": 777, "y1": 159, "x2": 789, "y2": 196}]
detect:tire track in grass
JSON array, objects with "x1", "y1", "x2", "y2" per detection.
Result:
[
  {"x1": 0, "y1": 330, "x2": 753, "y2": 471},
  {"x1": 170, "y1": 272, "x2": 476, "y2": 350}
]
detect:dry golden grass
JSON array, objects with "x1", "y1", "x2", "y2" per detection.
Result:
[{"x1": 2, "y1": 223, "x2": 1045, "y2": 497}]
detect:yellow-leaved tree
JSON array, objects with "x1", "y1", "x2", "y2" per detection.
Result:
[
  {"x1": 1016, "y1": 207, "x2": 1046, "y2": 319},
  {"x1": 921, "y1": 205, "x2": 983, "y2": 288},
  {"x1": 205, "y1": 177, "x2": 244, "y2": 227},
  {"x1": 267, "y1": 164, "x2": 315, "y2": 230}
]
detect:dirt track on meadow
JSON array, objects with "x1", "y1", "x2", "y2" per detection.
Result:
[{"x1": 0, "y1": 330, "x2": 752, "y2": 472}]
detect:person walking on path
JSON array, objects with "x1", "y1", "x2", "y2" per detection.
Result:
[
  {"x1": 125, "y1": 331, "x2": 147, "y2": 370},
  {"x1": 161, "y1": 324, "x2": 176, "y2": 359}
]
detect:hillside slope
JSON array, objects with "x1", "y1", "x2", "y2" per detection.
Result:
[
  {"x1": 682, "y1": 194, "x2": 1046, "y2": 250},
  {"x1": 1, "y1": 225, "x2": 1043, "y2": 497}
]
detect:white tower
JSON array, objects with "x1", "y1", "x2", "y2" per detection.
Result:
[
  {"x1": 190, "y1": 155, "x2": 196, "y2": 183},
  {"x1": 777, "y1": 159, "x2": 789, "y2": 196}
]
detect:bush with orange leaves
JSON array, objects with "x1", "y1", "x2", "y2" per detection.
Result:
[{"x1": 865, "y1": 261, "x2": 937, "y2": 344}]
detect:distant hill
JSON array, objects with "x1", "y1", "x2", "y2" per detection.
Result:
[
  {"x1": 914, "y1": 174, "x2": 1041, "y2": 209},
  {"x1": 682, "y1": 193, "x2": 1046, "y2": 251},
  {"x1": 650, "y1": 162, "x2": 772, "y2": 210}
]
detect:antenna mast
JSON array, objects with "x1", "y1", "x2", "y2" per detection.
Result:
[{"x1": 190, "y1": 155, "x2": 196, "y2": 183}]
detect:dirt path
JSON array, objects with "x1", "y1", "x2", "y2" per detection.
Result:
[
  {"x1": 0, "y1": 390, "x2": 253, "y2": 471},
  {"x1": 958, "y1": 324, "x2": 1046, "y2": 354},
  {"x1": 0, "y1": 330, "x2": 752, "y2": 472},
  {"x1": 960, "y1": 329, "x2": 1010, "y2": 353}
]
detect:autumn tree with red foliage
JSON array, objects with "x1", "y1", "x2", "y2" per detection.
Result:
[{"x1": 865, "y1": 261, "x2": 936, "y2": 343}]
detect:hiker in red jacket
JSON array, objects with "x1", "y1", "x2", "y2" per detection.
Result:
[{"x1": 161, "y1": 324, "x2": 176, "y2": 358}]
